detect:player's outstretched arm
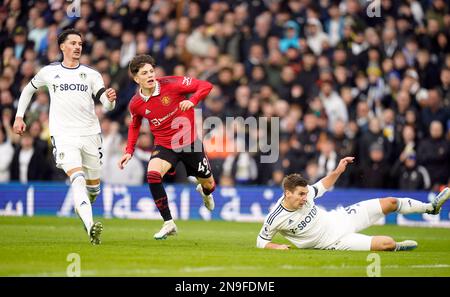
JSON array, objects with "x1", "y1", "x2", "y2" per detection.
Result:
[{"x1": 320, "y1": 156, "x2": 355, "y2": 189}]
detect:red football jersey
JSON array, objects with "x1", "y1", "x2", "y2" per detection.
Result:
[{"x1": 125, "y1": 76, "x2": 213, "y2": 154}]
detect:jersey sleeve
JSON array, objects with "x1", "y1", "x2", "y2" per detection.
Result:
[
  {"x1": 257, "y1": 210, "x2": 281, "y2": 248},
  {"x1": 91, "y1": 70, "x2": 106, "y2": 99},
  {"x1": 307, "y1": 181, "x2": 327, "y2": 200},
  {"x1": 125, "y1": 103, "x2": 143, "y2": 155},
  {"x1": 30, "y1": 67, "x2": 48, "y2": 89},
  {"x1": 172, "y1": 76, "x2": 213, "y2": 105}
]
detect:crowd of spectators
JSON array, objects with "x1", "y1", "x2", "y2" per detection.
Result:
[{"x1": 0, "y1": 0, "x2": 449, "y2": 191}]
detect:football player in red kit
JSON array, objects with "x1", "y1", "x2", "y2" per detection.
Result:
[{"x1": 118, "y1": 55, "x2": 215, "y2": 239}]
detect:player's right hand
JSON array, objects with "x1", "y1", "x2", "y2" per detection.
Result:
[
  {"x1": 13, "y1": 117, "x2": 26, "y2": 135},
  {"x1": 118, "y1": 153, "x2": 132, "y2": 170},
  {"x1": 336, "y1": 156, "x2": 355, "y2": 174},
  {"x1": 276, "y1": 244, "x2": 291, "y2": 250}
]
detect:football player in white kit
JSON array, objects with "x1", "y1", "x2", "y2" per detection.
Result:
[
  {"x1": 13, "y1": 29, "x2": 117, "y2": 245},
  {"x1": 257, "y1": 156, "x2": 450, "y2": 251}
]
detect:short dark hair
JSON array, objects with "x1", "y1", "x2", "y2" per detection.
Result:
[
  {"x1": 282, "y1": 174, "x2": 308, "y2": 192},
  {"x1": 129, "y1": 55, "x2": 156, "y2": 76},
  {"x1": 57, "y1": 28, "x2": 82, "y2": 45}
]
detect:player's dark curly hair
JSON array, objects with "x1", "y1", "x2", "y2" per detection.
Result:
[
  {"x1": 57, "y1": 28, "x2": 82, "y2": 45},
  {"x1": 282, "y1": 174, "x2": 308, "y2": 192},
  {"x1": 129, "y1": 55, "x2": 156, "y2": 76}
]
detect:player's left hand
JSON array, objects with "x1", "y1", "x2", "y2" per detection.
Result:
[
  {"x1": 179, "y1": 100, "x2": 194, "y2": 111},
  {"x1": 336, "y1": 156, "x2": 355, "y2": 174},
  {"x1": 106, "y1": 88, "x2": 117, "y2": 102}
]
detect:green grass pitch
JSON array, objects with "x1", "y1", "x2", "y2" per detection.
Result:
[{"x1": 1, "y1": 216, "x2": 450, "y2": 276}]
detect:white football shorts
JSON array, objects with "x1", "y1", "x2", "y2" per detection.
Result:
[
  {"x1": 51, "y1": 134, "x2": 103, "y2": 180},
  {"x1": 326, "y1": 199, "x2": 385, "y2": 251}
]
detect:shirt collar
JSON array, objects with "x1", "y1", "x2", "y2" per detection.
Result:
[{"x1": 139, "y1": 81, "x2": 160, "y2": 102}]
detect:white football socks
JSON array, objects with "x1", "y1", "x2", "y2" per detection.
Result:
[
  {"x1": 71, "y1": 172, "x2": 93, "y2": 234},
  {"x1": 396, "y1": 198, "x2": 433, "y2": 214}
]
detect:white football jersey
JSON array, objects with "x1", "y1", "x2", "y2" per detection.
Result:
[
  {"x1": 258, "y1": 184, "x2": 349, "y2": 249},
  {"x1": 31, "y1": 62, "x2": 105, "y2": 137}
]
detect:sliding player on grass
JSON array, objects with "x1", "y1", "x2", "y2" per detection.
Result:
[
  {"x1": 118, "y1": 54, "x2": 215, "y2": 240},
  {"x1": 257, "y1": 156, "x2": 449, "y2": 251}
]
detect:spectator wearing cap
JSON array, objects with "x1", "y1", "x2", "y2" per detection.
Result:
[
  {"x1": 391, "y1": 150, "x2": 431, "y2": 190},
  {"x1": 417, "y1": 120, "x2": 449, "y2": 190},
  {"x1": 357, "y1": 142, "x2": 392, "y2": 189},
  {"x1": 279, "y1": 20, "x2": 300, "y2": 54}
]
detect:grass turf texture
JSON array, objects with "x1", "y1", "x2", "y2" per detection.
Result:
[{"x1": 1, "y1": 216, "x2": 450, "y2": 276}]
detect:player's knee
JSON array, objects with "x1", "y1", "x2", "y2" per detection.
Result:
[
  {"x1": 371, "y1": 236, "x2": 396, "y2": 251},
  {"x1": 381, "y1": 238, "x2": 396, "y2": 251},
  {"x1": 381, "y1": 197, "x2": 398, "y2": 212},
  {"x1": 70, "y1": 171, "x2": 86, "y2": 184},
  {"x1": 86, "y1": 184, "x2": 101, "y2": 203},
  {"x1": 202, "y1": 180, "x2": 216, "y2": 195},
  {"x1": 147, "y1": 171, "x2": 162, "y2": 184}
]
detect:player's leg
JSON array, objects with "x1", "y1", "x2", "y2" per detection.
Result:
[
  {"x1": 196, "y1": 176, "x2": 215, "y2": 211},
  {"x1": 52, "y1": 136, "x2": 96, "y2": 242},
  {"x1": 341, "y1": 200, "x2": 419, "y2": 251},
  {"x1": 86, "y1": 179, "x2": 101, "y2": 204},
  {"x1": 80, "y1": 134, "x2": 105, "y2": 244},
  {"x1": 329, "y1": 233, "x2": 417, "y2": 251},
  {"x1": 429, "y1": 187, "x2": 450, "y2": 215},
  {"x1": 66, "y1": 167, "x2": 94, "y2": 237},
  {"x1": 147, "y1": 148, "x2": 178, "y2": 239},
  {"x1": 379, "y1": 197, "x2": 434, "y2": 215},
  {"x1": 370, "y1": 236, "x2": 418, "y2": 251},
  {"x1": 82, "y1": 134, "x2": 103, "y2": 204},
  {"x1": 181, "y1": 141, "x2": 215, "y2": 211}
]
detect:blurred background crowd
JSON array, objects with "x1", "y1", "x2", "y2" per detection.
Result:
[{"x1": 0, "y1": 0, "x2": 449, "y2": 191}]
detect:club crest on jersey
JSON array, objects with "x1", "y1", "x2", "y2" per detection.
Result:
[
  {"x1": 59, "y1": 152, "x2": 64, "y2": 160},
  {"x1": 145, "y1": 109, "x2": 151, "y2": 115},
  {"x1": 79, "y1": 72, "x2": 87, "y2": 80},
  {"x1": 161, "y1": 96, "x2": 171, "y2": 106}
]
